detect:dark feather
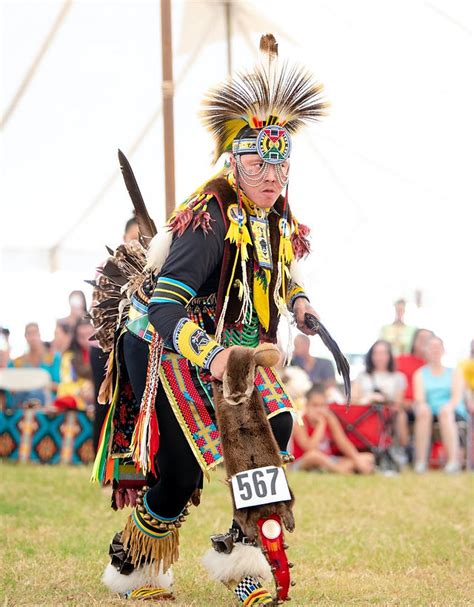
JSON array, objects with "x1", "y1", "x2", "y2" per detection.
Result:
[
  {"x1": 106, "y1": 245, "x2": 115, "y2": 256},
  {"x1": 117, "y1": 149, "x2": 157, "y2": 245},
  {"x1": 304, "y1": 313, "x2": 351, "y2": 404}
]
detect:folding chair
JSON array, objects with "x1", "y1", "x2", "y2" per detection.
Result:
[
  {"x1": 0, "y1": 368, "x2": 52, "y2": 408},
  {"x1": 328, "y1": 402, "x2": 398, "y2": 471}
]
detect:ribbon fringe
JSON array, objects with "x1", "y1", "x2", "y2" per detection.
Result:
[
  {"x1": 122, "y1": 517, "x2": 180, "y2": 574},
  {"x1": 130, "y1": 333, "x2": 163, "y2": 475}
]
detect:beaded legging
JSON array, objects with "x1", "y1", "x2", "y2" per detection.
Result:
[{"x1": 122, "y1": 331, "x2": 292, "y2": 519}]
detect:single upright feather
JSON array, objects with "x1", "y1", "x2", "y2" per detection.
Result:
[{"x1": 117, "y1": 149, "x2": 157, "y2": 245}]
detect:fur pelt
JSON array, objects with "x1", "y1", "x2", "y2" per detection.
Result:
[
  {"x1": 213, "y1": 344, "x2": 295, "y2": 540},
  {"x1": 102, "y1": 562, "x2": 173, "y2": 594},
  {"x1": 201, "y1": 542, "x2": 271, "y2": 583}
]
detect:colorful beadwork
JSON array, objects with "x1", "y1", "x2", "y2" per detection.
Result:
[
  {"x1": 126, "y1": 586, "x2": 173, "y2": 600},
  {"x1": 256, "y1": 125, "x2": 291, "y2": 164},
  {"x1": 249, "y1": 214, "x2": 273, "y2": 270},
  {"x1": 150, "y1": 277, "x2": 197, "y2": 306},
  {"x1": 255, "y1": 367, "x2": 293, "y2": 418},
  {"x1": 159, "y1": 350, "x2": 294, "y2": 476},
  {"x1": 234, "y1": 576, "x2": 273, "y2": 605},
  {"x1": 172, "y1": 318, "x2": 223, "y2": 370}
]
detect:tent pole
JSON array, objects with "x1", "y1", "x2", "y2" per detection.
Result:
[
  {"x1": 160, "y1": 0, "x2": 176, "y2": 219},
  {"x1": 224, "y1": 0, "x2": 232, "y2": 75}
]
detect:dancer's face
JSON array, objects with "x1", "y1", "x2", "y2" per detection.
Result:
[{"x1": 230, "y1": 154, "x2": 289, "y2": 209}]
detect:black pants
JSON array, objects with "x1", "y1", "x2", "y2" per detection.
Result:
[
  {"x1": 122, "y1": 331, "x2": 293, "y2": 519},
  {"x1": 90, "y1": 346, "x2": 109, "y2": 454}
]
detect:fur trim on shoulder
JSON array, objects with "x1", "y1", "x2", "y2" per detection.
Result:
[
  {"x1": 289, "y1": 259, "x2": 305, "y2": 290},
  {"x1": 201, "y1": 543, "x2": 271, "y2": 583},
  {"x1": 203, "y1": 176, "x2": 236, "y2": 205},
  {"x1": 145, "y1": 229, "x2": 173, "y2": 273},
  {"x1": 102, "y1": 563, "x2": 173, "y2": 594}
]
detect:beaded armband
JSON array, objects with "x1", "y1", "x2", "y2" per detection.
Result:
[
  {"x1": 172, "y1": 318, "x2": 224, "y2": 370},
  {"x1": 286, "y1": 281, "x2": 308, "y2": 309},
  {"x1": 150, "y1": 277, "x2": 197, "y2": 306}
]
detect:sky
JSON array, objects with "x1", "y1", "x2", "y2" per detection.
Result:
[{"x1": 1, "y1": 0, "x2": 473, "y2": 363}]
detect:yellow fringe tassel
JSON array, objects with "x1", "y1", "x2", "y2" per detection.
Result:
[{"x1": 121, "y1": 516, "x2": 180, "y2": 574}]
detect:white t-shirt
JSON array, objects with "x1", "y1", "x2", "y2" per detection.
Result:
[{"x1": 355, "y1": 371, "x2": 407, "y2": 402}]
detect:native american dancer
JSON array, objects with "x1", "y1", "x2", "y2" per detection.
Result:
[{"x1": 90, "y1": 34, "x2": 346, "y2": 604}]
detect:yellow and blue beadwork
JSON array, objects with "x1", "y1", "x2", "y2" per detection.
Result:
[
  {"x1": 172, "y1": 318, "x2": 223, "y2": 370},
  {"x1": 150, "y1": 277, "x2": 197, "y2": 306}
]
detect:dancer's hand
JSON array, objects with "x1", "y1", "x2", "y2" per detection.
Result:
[
  {"x1": 210, "y1": 346, "x2": 240, "y2": 381},
  {"x1": 293, "y1": 298, "x2": 320, "y2": 335}
]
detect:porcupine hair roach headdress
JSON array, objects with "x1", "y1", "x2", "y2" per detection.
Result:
[{"x1": 201, "y1": 33, "x2": 329, "y2": 164}]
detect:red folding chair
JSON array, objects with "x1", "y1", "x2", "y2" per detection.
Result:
[{"x1": 328, "y1": 403, "x2": 397, "y2": 470}]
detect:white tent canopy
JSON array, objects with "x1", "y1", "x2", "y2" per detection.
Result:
[{"x1": 2, "y1": 0, "x2": 473, "y2": 360}]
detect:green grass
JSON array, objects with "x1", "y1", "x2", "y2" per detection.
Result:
[{"x1": 1, "y1": 462, "x2": 473, "y2": 606}]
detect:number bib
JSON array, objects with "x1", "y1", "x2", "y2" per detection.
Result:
[{"x1": 231, "y1": 466, "x2": 291, "y2": 509}]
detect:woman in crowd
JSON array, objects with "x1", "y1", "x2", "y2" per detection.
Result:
[
  {"x1": 352, "y1": 340, "x2": 407, "y2": 459},
  {"x1": 395, "y1": 328, "x2": 433, "y2": 455},
  {"x1": 55, "y1": 319, "x2": 94, "y2": 411},
  {"x1": 8, "y1": 322, "x2": 61, "y2": 407},
  {"x1": 292, "y1": 384, "x2": 374, "y2": 474},
  {"x1": 51, "y1": 322, "x2": 73, "y2": 355},
  {"x1": 413, "y1": 336, "x2": 466, "y2": 474},
  {"x1": 59, "y1": 290, "x2": 87, "y2": 328}
]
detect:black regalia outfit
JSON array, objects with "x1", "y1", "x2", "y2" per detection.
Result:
[{"x1": 91, "y1": 33, "x2": 328, "y2": 603}]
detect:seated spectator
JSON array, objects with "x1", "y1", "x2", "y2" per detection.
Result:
[
  {"x1": 413, "y1": 336, "x2": 466, "y2": 474},
  {"x1": 292, "y1": 384, "x2": 374, "y2": 474},
  {"x1": 352, "y1": 340, "x2": 407, "y2": 461},
  {"x1": 292, "y1": 334, "x2": 335, "y2": 387},
  {"x1": 279, "y1": 365, "x2": 312, "y2": 412},
  {"x1": 396, "y1": 328, "x2": 434, "y2": 453},
  {"x1": 380, "y1": 298, "x2": 416, "y2": 356},
  {"x1": 0, "y1": 327, "x2": 11, "y2": 410},
  {"x1": 8, "y1": 323, "x2": 61, "y2": 407},
  {"x1": 0, "y1": 327, "x2": 11, "y2": 369},
  {"x1": 459, "y1": 339, "x2": 474, "y2": 413},
  {"x1": 55, "y1": 320, "x2": 94, "y2": 411},
  {"x1": 352, "y1": 341, "x2": 407, "y2": 406},
  {"x1": 59, "y1": 290, "x2": 87, "y2": 328},
  {"x1": 51, "y1": 322, "x2": 73, "y2": 355}
]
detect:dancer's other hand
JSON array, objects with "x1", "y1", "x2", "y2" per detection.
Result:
[
  {"x1": 210, "y1": 346, "x2": 240, "y2": 381},
  {"x1": 293, "y1": 298, "x2": 320, "y2": 335}
]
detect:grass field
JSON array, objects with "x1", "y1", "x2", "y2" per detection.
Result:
[{"x1": 1, "y1": 462, "x2": 473, "y2": 607}]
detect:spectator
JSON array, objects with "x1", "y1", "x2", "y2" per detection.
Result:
[
  {"x1": 8, "y1": 322, "x2": 61, "y2": 407},
  {"x1": 380, "y1": 298, "x2": 416, "y2": 356},
  {"x1": 292, "y1": 384, "x2": 374, "y2": 474},
  {"x1": 59, "y1": 290, "x2": 87, "y2": 328},
  {"x1": 123, "y1": 216, "x2": 139, "y2": 243},
  {"x1": 292, "y1": 334, "x2": 335, "y2": 386},
  {"x1": 413, "y1": 336, "x2": 466, "y2": 474},
  {"x1": 0, "y1": 327, "x2": 11, "y2": 410},
  {"x1": 352, "y1": 340, "x2": 407, "y2": 461},
  {"x1": 459, "y1": 339, "x2": 474, "y2": 413},
  {"x1": 55, "y1": 320, "x2": 94, "y2": 411},
  {"x1": 279, "y1": 364, "x2": 312, "y2": 412},
  {"x1": 395, "y1": 329, "x2": 434, "y2": 455},
  {"x1": 352, "y1": 340, "x2": 406, "y2": 405},
  {"x1": 0, "y1": 327, "x2": 11, "y2": 369},
  {"x1": 51, "y1": 322, "x2": 73, "y2": 355}
]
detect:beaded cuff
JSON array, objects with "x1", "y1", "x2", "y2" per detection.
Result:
[{"x1": 172, "y1": 318, "x2": 224, "y2": 370}]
